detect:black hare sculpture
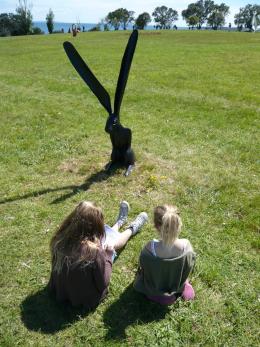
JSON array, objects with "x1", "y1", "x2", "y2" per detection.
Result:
[{"x1": 63, "y1": 30, "x2": 138, "y2": 176}]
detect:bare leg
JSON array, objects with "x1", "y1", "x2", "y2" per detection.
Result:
[
  {"x1": 110, "y1": 210, "x2": 148, "y2": 251},
  {"x1": 109, "y1": 222, "x2": 132, "y2": 250},
  {"x1": 112, "y1": 228, "x2": 132, "y2": 251},
  {"x1": 111, "y1": 222, "x2": 120, "y2": 232}
]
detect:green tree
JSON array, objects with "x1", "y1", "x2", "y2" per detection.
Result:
[
  {"x1": 207, "y1": 3, "x2": 229, "y2": 29},
  {"x1": 234, "y1": 4, "x2": 260, "y2": 30},
  {"x1": 0, "y1": 13, "x2": 20, "y2": 36},
  {"x1": 182, "y1": 0, "x2": 215, "y2": 27},
  {"x1": 188, "y1": 15, "x2": 200, "y2": 28},
  {"x1": 152, "y1": 6, "x2": 178, "y2": 29},
  {"x1": 105, "y1": 9, "x2": 121, "y2": 30},
  {"x1": 31, "y1": 26, "x2": 44, "y2": 35},
  {"x1": 46, "y1": 8, "x2": 54, "y2": 34},
  {"x1": 15, "y1": 0, "x2": 32, "y2": 35},
  {"x1": 121, "y1": 8, "x2": 135, "y2": 30},
  {"x1": 105, "y1": 8, "x2": 134, "y2": 30},
  {"x1": 200, "y1": 0, "x2": 216, "y2": 24},
  {"x1": 182, "y1": 3, "x2": 204, "y2": 27},
  {"x1": 0, "y1": 1, "x2": 33, "y2": 36},
  {"x1": 135, "y1": 12, "x2": 151, "y2": 29}
]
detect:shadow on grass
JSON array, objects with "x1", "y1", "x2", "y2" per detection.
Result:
[
  {"x1": 0, "y1": 166, "x2": 119, "y2": 205},
  {"x1": 50, "y1": 166, "x2": 117, "y2": 204},
  {"x1": 103, "y1": 283, "x2": 169, "y2": 341},
  {"x1": 20, "y1": 287, "x2": 92, "y2": 334}
]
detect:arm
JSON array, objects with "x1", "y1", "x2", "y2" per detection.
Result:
[
  {"x1": 144, "y1": 241, "x2": 153, "y2": 254},
  {"x1": 137, "y1": 245, "x2": 148, "y2": 273},
  {"x1": 184, "y1": 239, "x2": 194, "y2": 252},
  {"x1": 93, "y1": 249, "x2": 113, "y2": 293}
]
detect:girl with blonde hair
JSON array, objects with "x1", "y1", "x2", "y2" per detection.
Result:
[
  {"x1": 134, "y1": 204, "x2": 195, "y2": 305},
  {"x1": 48, "y1": 200, "x2": 148, "y2": 309}
]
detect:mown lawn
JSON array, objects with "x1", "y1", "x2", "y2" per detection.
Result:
[{"x1": 0, "y1": 30, "x2": 259, "y2": 346}]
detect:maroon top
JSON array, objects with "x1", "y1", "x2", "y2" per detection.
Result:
[{"x1": 48, "y1": 248, "x2": 113, "y2": 310}]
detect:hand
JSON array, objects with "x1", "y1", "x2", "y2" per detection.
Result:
[{"x1": 104, "y1": 243, "x2": 115, "y2": 253}]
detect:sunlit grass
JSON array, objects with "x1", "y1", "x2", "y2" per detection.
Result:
[{"x1": 0, "y1": 30, "x2": 259, "y2": 346}]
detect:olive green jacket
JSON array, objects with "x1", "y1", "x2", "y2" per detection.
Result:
[{"x1": 134, "y1": 246, "x2": 196, "y2": 297}]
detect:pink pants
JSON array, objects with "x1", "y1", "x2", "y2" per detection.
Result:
[{"x1": 147, "y1": 281, "x2": 195, "y2": 305}]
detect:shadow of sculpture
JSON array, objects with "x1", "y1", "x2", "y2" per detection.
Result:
[
  {"x1": 0, "y1": 166, "x2": 119, "y2": 206},
  {"x1": 103, "y1": 283, "x2": 169, "y2": 341},
  {"x1": 50, "y1": 166, "x2": 118, "y2": 204},
  {"x1": 20, "y1": 287, "x2": 92, "y2": 334}
]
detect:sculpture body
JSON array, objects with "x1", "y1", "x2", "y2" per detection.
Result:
[{"x1": 63, "y1": 30, "x2": 138, "y2": 176}]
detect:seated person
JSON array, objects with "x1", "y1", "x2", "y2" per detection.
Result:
[
  {"x1": 134, "y1": 204, "x2": 195, "y2": 305},
  {"x1": 48, "y1": 200, "x2": 148, "y2": 310}
]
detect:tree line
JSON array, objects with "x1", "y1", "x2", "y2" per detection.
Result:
[
  {"x1": 0, "y1": 0, "x2": 37, "y2": 36},
  {"x1": 0, "y1": 1, "x2": 58, "y2": 36},
  {"x1": 1, "y1": 1, "x2": 260, "y2": 37},
  {"x1": 104, "y1": 2, "x2": 260, "y2": 31}
]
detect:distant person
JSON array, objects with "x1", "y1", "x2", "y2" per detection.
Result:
[
  {"x1": 61, "y1": 28, "x2": 64, "y2": 33},
  {"x1": 72, "y1": 24, "x2": 77, "y2": 37},
  {"x1": 134, "y1": 204, "x2": 196, "y2": 305},
  {"x1": 83, "y1": 26, "x2": 85, "y2": 32},
  {"x1": 68, "y1": 27, "x2": 71, "y2": 33},
  {"x1": 48, "y1": 201, "x2": 148, "y2": 310}
]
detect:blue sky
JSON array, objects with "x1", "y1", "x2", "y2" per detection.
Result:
[{"x1": 0, "y1": 1, "x2": 256, "y2": 25}]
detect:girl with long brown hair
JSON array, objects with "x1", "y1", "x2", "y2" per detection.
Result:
[{"x1": 48, "y1": 201, "x2": 148, "y2": 309}]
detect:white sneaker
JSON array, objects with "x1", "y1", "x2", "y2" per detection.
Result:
[
  {"x1": 129, "y1": 212, "x2": 148, "y2": 235},
  {"x1": 116, "y1": 201, "x2": 130, "y2": 227}
]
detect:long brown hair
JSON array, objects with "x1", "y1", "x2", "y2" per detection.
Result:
[
  {"x1": 154, "y1": 205, "x2": 182, "y2": 247},
  {"x1": 50, "y1": 201, "x2": 105, "y2": 273}
]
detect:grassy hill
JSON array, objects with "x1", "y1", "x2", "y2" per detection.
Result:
[{"x1": 0, "y1": 30, "x2": 259, "y2": 346}]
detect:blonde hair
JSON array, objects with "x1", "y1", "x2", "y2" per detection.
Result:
[
  {"x1": 50, "y1": 201, "x2": 105, "y2": 273},
  {"x1": 154, "y1": 205, "x2": 182, "y2": 247}
]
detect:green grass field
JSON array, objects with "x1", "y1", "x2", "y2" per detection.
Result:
[{"x1": 0, "y1": 30, "x2": 259, "y2": 346}]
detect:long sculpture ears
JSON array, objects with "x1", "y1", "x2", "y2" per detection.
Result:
[
  {"x1": 114, "y1": 30, "x2": 138, "y2": 118},
  {"x1": 63, "y1": 41, "x2": 112, "y2": 115}
]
